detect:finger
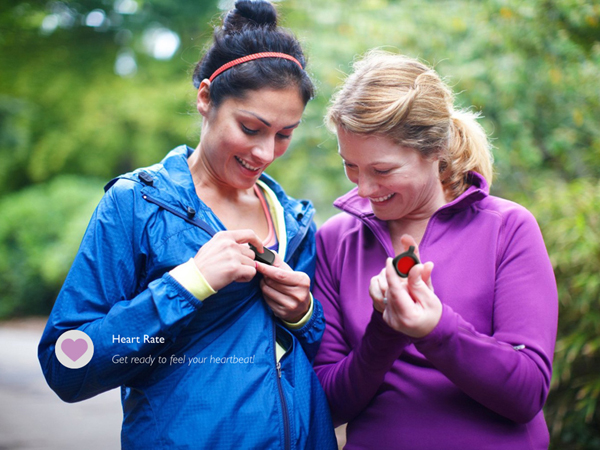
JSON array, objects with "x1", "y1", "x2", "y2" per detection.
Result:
[
  {"x1": 378, "y1": 277, "x2": 389, "y2": 304},
  {"x1": 368, "y1": 275, "x2": 383, "y2": 300},
  {"x1": 261, "y1": 276, "x2": 297, "y2": 297},
  {"x1": 260, "y1": 280, "x2": 281, "y2": 301},
  {"x1": 421, "y1": 261, "x2": 434, "y2": 291},
  {"x1": 256, "y1": 262, "x2": 301, "y2": 286},
  {"x1": 239, "y1": 243, "x2": 257, "y2": 261},
  {"x1": 268, "y1": 251, "x2": 290, "y2": 270},
  {"x1": 261, "y1": 281, "x2": 310, "y2": 322},
  {"x1": 384, "y1": 258, "x2": 414, "y2": 312},
  {"x1": 233, "y1": 264, "x2": 259, "y2": 283},
  {"x1": 406, "y1": 264, "x2": 435, "y2": 307},
  {"x1": 386, "y1": 260, "x2": 426, "y2": 321},
  {"x1": 385, "y1": 257, "x2": 406, "y2": 290},
  {"x1": 377, "y1": 267, "x2": 389, "y2": 296},
  {"x1": 399, "y1": 234, "x2": 420, "y2": 259},
  {"x1": 260, "y1": 281, "x2": 296, "y2": 305},
  {"x1": 223, "y1": 229, "x2": 264, "y2": 252},
  {"x1": 369, "y1": 275, "x2": 385, "y2": 311}
]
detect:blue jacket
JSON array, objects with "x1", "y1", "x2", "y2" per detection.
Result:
[{"x1": 38, "y1": 145, "x2": 336, "y2": 449}]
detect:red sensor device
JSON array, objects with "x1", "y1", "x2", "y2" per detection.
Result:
[{"x1": 392, "y1": 246, "x2": 420, "y2": 278}]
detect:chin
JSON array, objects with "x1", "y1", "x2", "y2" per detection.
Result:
[
  {"x1": 370, "y1": 204, "x2": 405, "y2": 222},
  {"x1": 371, "y1": 209, "x2": 394, "y2": 222}
]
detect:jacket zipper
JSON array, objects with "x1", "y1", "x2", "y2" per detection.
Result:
[
  {"x1": 143, "y1": 189, "x2": 313, "y2": 264},
  {"x1": 141, "y1": 193, "x2": 216, "y2": 237},
  {"x1": 273, "y1": 323, "x2": 291, "y2": 450}
]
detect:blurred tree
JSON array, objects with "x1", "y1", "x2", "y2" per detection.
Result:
[
  {"x1": 0, "y1": 175, "x2": 104, "y2": 317},
  {"x1": 0, "y1": 0, "x2": 599, "y2": 446},
  {"x1": 267, "y1": 0, "x2": 600, "y2": 219},
  {"x1": 525, "y1": 178, "x2": 600, "y2": 449},
  {"x1": 0, "y1": 0, "x2": 217, "y2": 194}
]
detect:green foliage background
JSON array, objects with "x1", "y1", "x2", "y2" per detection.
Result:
[{"x1": 1, "y1": 0, "x2": 598, "y2": 447}]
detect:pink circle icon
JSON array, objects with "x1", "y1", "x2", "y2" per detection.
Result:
[{"x1": 55, "y1": 330, "x2": 94, "y2": 369}]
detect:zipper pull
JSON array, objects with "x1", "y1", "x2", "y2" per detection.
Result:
[{"x1": 276, "y1": 361, "x2": 282, "y2": 378}]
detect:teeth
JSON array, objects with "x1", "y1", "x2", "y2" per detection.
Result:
[
  {"x1": 235, "y1": 156, "x2": 260, "y2": 171},
  {"x1": 370, "y1": 193, "x2": 394, "y2": 203}
]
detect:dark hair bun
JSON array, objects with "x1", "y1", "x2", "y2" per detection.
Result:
[
  {"x1": 223, "y1": 1, "x2": 278, "y2": 32},
  {"x1": 193, "y1": 0, "x2": 314, "y2": 105}
]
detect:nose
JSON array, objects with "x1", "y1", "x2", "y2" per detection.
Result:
[
  {"x1": 251, "y1": 138, "x2": 276, "y2": 164},
  {"x1": 356, "y1": 173, "x2": 378, "y2": 198}
]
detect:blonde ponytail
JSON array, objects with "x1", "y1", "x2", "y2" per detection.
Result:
[{"x1": 442, "y1": 109, "x2": 494, "y2": 199}]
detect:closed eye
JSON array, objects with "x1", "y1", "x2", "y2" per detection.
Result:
[
  {"x1": 241, "y1": 124, "x2": 258, "y2": 135},
  {"x1": 374, "y1": 168, "x2": 392, "y2": 174}
]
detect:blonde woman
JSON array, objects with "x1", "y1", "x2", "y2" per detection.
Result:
[{"x1": 314, "y1": 51, "x2": 557, "y2": 449}]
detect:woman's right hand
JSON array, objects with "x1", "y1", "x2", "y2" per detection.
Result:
[{"x1": 192, "y1": 230, "x2": 263, "y2": 291}]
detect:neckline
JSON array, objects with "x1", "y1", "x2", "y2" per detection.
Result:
[{"x1": 253, "y1": 184, "x2": 277, "y2": 247}]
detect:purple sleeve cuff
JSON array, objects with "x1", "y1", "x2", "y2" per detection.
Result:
[
  {"x1": 370, "y1": 308, "x2": 412, "y2": 342},
  {"x1": 354, "y1": 309, "x2": 412, "y2": 372}
]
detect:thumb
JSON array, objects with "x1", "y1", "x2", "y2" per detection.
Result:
[{"x1": 400, "y1": 234, "x2": 420, "y2": 259}]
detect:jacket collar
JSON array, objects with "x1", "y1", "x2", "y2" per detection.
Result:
[
  {"x1": 333, "y1": 171, "x2": 490, "y2": 229},
  {"x1": 105, "y1": 145, "x2": 315, "y2": 259},
  {"x1": 158, "y1": 145, "x2": 314, "y2": 220}
]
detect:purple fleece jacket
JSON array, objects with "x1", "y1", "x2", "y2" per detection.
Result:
[{"x1": 314, "y1": 172, "x2": 558, "y2": 450}]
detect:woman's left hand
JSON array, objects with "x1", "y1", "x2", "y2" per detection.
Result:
[
  {"x1": 256, "y1": 253, "x2": 311, "y2": 323},
  {"x1": 369, "y1": 236, "x2": 442, "y2": 338}
]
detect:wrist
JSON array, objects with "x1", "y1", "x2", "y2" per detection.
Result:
[
  {"x1": 170, "y1": 258, "x2": 217, "y2": 300},
  {"x1": 282, "y1": 293, "x2": 314, "y2": 329}
]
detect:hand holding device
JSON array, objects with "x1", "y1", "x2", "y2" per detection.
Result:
[
  {"x1": 249, "y1": 244, "x2": 276, "y2": 265},
  {"x1": 254, "y1": 251, "x2": 311, "y2": 323},
  {"x1": 392, "y1": 245, "x2": 420, "y2": 278}
]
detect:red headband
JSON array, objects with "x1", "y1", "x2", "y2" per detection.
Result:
[{"x1": 208, "y1": 52, "x2": 303, "y2": 82}]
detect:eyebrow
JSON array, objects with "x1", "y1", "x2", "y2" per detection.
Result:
[
  {"x1": 338, "y1": 151, "x2": 394, "y2": 166},
  {"x1": 240, "y1": 110, "x2": 301, "y2": 129}
]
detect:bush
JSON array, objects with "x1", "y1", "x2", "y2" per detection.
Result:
[
  {"x1": 0, "y1": 175, "x2": 104, "y2": 318},
  {"x1": 525, "y1": 178, "x2": 600, "y2": 449}
]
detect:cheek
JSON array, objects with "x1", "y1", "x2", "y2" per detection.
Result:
[
  {"x1": 222, "y1": 130, "x2": 250, "y2": 155},
  {"x1": 274, "y1": 142, "x2": 289, "y2": 159},
  {"x1": 344, "y1": 167, "x2": 358, "y2": 184}
]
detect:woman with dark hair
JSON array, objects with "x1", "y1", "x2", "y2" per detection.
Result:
[
  {"x1": 314, "y1": 50, "x2": 558, "y2": 449},
  {"x1": 38, "y1": 2, "x2": 336, "y2": 448}
]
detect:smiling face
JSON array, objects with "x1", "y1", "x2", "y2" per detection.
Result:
[
  {"x1": 195, "y1": 82, "x2": 305, "y2": 190},
  {"x1": 337, "y1": 127, "x2": 446, "y2": 222}
]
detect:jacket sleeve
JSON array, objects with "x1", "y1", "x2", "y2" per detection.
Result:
[
  {"x1": 38, "y1": 181, "x2": 203, "y2": 403},
  {"x1": 283, "y1": 220, "x2": 326, "y2": 363},
  {"x1": 312, "y1": 226, "x2": 411, "y2": 427},
  {"x1": 414, "y1": 207, "x2": 558, "y2": 423}
]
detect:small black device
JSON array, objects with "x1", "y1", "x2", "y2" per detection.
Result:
[
  {"x1": 392, "y1": 246, "x2": 420, "y2": 278},
  {"x1": 249, "y1": 244, "x2": 276, "y2": 266}
]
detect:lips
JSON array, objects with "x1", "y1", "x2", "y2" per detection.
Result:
[
  {"x1": 235, "y1": 156, "x2": 261, "y2": 172},
  {"x1": 370, "y1": 193, "x2": 395, "y2": 203}
]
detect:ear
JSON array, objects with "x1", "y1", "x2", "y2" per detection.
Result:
[{"x1": 196, "y1": 79, "x2": 212, "y2": 117}]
